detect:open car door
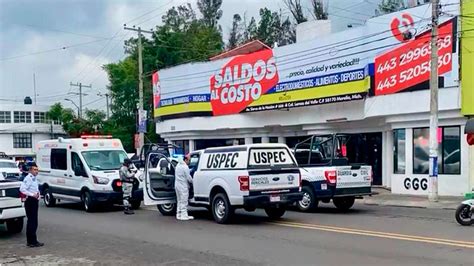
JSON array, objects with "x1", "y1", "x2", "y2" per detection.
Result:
[{"x1": 143, "y1": 152, "x2": 177, "y2": 206}]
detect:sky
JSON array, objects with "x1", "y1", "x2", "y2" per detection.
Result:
[{"x1": 0, "y1": 0, "x2": 381, "y2": 112}]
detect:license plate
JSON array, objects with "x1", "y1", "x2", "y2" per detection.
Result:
[
  {"x1": 270, "y1": 195, "x2": 280, "y2": 202},
  {"x1": 1, "y1": 190, "x2": 5, "y2": 197},
  {"x1": 321, "y1": 184, "x2": 327, "y2": 190}
]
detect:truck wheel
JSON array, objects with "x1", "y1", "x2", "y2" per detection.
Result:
[
  {"x1": 82, "y1": 191, "x2": 96, "y2": 212},
  {"x1": 212, "y1": 193, "x2": 234, "y2": 224},
  {"x1": 6, "y1": 218, "x2": 24, "y2": 234},
  {"x1": 131, "y1": 200, "x2": 141, "y2": 210},
  {"x1": 43, "y1": 188, "x2": 56, "y2": 207},
  {"x1": 333, "y1": 197, "x2": 355, "y2": 211},
  {"x1": 265, "y1": 207, "x2": 286, "y2": 219},
  {"x1": 297, "y1": 186, "x2": 318, "y2": 212},
  {"x1": 157, "y1": 203, "x2": 176, "y2": 216}
]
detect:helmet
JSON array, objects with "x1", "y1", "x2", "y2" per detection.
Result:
[{"x1": 123, "y1": 158, "x2": 132, "y2": 166}]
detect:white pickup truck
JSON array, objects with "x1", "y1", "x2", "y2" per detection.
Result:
[
  {"x1": 0, "y1": 179, "x2": 25, "y2": 233},
  {"x1": 293, "y1": 134, "x2": 373, "y2": 212},
  {"x1": 143, "y1": 144, "x2": 303, "y2": 224}
]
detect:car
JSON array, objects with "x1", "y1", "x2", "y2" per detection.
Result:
[
  {"x1": 36, "y1": 135, "x2": 143, "y2": 212},
  {"x1": 0, "y1": 179, "x2": 25, "y2": 234},
  {"x1": 0, "y1": 157, "x2": 21, "y2": 181},
  {"x1": 144, "y1": 144, "x2": 304, "y2": 224}
]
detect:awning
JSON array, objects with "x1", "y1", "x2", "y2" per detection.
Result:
[{"x1": 466, "y1": 119, "x2": 474, "y2": 134}]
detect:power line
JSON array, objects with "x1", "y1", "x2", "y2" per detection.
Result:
[
  {"x1": 159, "y1": 28, "x2": 460, "y2": 97},
  {"x1": 157, "y1": 17, "x2": 432, "y2": 82},
  {"x1": 0, "y1": 39, "x2": 116, "y2": 61}
]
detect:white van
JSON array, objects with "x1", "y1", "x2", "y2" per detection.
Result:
[
  {"x1": 36, "y1": 135, "x2": 143, "y2": 212},
  {"x1": 144, "y1": 144, "x2": 303, "y2": 224}
]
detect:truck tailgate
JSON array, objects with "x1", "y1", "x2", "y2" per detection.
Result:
[
  {"x1": 336, "y1": 165, "x2": 371, "y2": 189},
  {"x1": 248, "y1": 168, "x2": 300, "y2": 191}
]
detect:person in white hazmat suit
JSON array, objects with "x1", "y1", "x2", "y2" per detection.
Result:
[{"x1": 175, "y1": 155, "x2": 194, "y2": 221}]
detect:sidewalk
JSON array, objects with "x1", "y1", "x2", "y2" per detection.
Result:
[{"x1": 361, "y1": 187, "x2": 463, "y2": 210}]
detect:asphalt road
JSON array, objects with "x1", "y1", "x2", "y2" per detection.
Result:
[{"x1": 1, "y1": 201, "x2": 473, "y2": 266}]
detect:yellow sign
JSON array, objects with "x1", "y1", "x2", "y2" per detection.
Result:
[{"x1": 462, "y1": 0, "x2": 474, "y2": 115}]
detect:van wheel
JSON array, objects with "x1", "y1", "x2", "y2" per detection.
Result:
[
  {"x1": 212, "y1": 193, "x2": 234, "y2": 224},
  {"x1": 297, "y1": 186, "x2": 318, "y2": 212},
  {"x1": 82, "y1": 191, "x2": 96, "y2": 212},
  {"x1": 265, "y1": 207, "x2": 286, "y2": 219},
  {"x1": 157, "y1": 204, "x2": 176, "y2": 216},
  {"x1": 6, "y1": 218, "x2": 23, "y2": 234},
  {"x1": 43, "y1": 188, "x2": 56, "y2": 207},
  {"x1": 333, "y1": 197, "x2": 355, "y2": 211}
]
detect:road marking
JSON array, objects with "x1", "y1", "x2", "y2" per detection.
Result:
[{"x1": 269, "y1": 221, "x2": 474, "y2": 249}]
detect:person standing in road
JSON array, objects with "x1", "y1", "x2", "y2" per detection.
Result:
[
  {"x1": 120, "y1": 159, "x2": 136, "y2": 215},
  {"x1": 19, "y1": 162, "x2": 44, "y2": 248},
  {"x1": 175, "y1": 155, "x2": 194, "y2": 221}
]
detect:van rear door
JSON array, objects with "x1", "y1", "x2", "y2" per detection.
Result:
[{"x1": 247, "y1": 147, "x2": 300, "y2": 192}]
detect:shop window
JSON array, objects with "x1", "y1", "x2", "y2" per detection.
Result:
[
  {"x1": 413, "y1": 126, "x2": 460, "y2": 175},
  {"x1": 51, "y1": 148, "x2": 67, "y2": 170},
  {"x1": 269, "y1": 137, "x2": 279, "y2": 143},
  {"x1": 13, "y1": 111, "x2": 31, "y2": 123},
  {"x1": 174, "y1": 140, "x2": 190, "y2": 155},
  {"x1": 252, "y1": 137, "x2": 262, "y2": 144},
  {"x1": 0, "y1": 111, "x2": 11, "y2": 123},
  {"x1": 13, "y1": 133, "x2": 32, "y2": 148},
  {"x1": 393, "y1": 129, "x2": 406, "y2": 174}
]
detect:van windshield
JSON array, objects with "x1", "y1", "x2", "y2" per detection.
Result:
[{"x1": 82, "y1": 150, "x2": 128, "y2": 171}]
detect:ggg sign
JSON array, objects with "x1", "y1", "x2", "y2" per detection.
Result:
[
  {"x1": 210, "y1": 49, "x2": 279, "y2": 116},
  {"x1": 403, "y1": 177, "x2": 428, "y2": 191}
]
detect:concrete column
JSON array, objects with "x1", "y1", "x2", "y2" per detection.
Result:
[
  {"x1": 278, "y1": 136, "x2": 286, "y2": 144},
  {"x1": 383, "y1": 130, "x2": 393, "y2": 188},
  {"x1": 261, "y1": 136, "x2": 270, "y2": 143},
  {"x1": 189, "y1": 139, "x2": 195, "y2": 152},
  {"x1": 245, "y1": 137, "x2": 253, "y2": 145}
]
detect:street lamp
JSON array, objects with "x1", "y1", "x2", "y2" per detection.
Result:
[{"x1": 64, "y1": 98, "x2": 80, "y2": 118}]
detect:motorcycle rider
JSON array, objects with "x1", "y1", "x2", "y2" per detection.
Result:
[{"x1": 120, "y1": 158, "x2": 136, "y2": 215}]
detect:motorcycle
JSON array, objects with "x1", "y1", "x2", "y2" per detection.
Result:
[{"x1": 455, "y1": 191, "x2": 474, "y2": 226}]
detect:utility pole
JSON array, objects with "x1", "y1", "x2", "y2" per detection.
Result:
[
  {"x1": 124, "y1": 25, "x2": 153, "y2": 154},
  {"x1": 70, "y1": 82, "x2": 92, "y2": 119},
  {"x1": 98, "y1": 92, "x2": 110, "y2": 119},
  {"x1": 428, "y1": 0, "x2": 439, "y2": 202}
]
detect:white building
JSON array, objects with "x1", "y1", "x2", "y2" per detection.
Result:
[
  {"x1": 0, "y1": 101, "x2": 64, "y2": 162},
  {"x1": 151, "y1": 1, "x2": 473, "y2": 196}
]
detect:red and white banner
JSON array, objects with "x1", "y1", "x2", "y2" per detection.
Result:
[
  {"x1": 375, "y1": 20, "x2": 453, "y2": 96},
  {"x1": 209, "y1": 49, "x2": 279, "y2": 116},
  {"x1": 152, "y1": 72, "x2": 161, "y2": 109}
]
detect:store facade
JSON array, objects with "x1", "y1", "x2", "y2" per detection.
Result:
[{"x1": 152, "y1": 1, "x2": 472, "y2": 196}]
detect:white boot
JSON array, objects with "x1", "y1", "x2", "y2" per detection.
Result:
[{"x1": 182, "y1": 212, "x2": 194, "y2": 220}]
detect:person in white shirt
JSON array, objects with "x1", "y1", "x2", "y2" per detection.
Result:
[{"x1": 19, "y1": 162, "x2": 43, "y2": 248}]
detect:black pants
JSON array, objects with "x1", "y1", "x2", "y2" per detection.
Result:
[{"x1": 24, "y1": 197, "x2": 39, "y2": 244}]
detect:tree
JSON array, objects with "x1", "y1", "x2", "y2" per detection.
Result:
[
  {"x1": 283, "y1": 0, "x2": 308, "y2": 24},
  {"x1": 378, "y1": 0, "x2": 406, "y2": 14},
  {"x1": 47, "y1": 103, "x2": 107, "y2": 137},
  {"x1": 310, "y1": 0, "x2": 328, "y2": 20},
  {"x1": 244, "y1": 16, "x2": 258, "y2": 41},
  {"x1": 197, "y1": 0, "x2": 223, "y2": 29},
  {"x1": 227, "y1": 14, "x2": 244, "y2": 49},
  {"x1": 103, "y1": 3, "x2": 225, "y2": 151}
]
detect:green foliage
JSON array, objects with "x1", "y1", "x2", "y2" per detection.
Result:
[
  {"x1": 311, "y1": 0, "x2": 328, "y2": 20},
  {"x1": 378, "y1": 0, "x2": 406, "y2": 14},
  {"x1": 47, "y1": 103, "x2": 106, "y2": 138}
]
